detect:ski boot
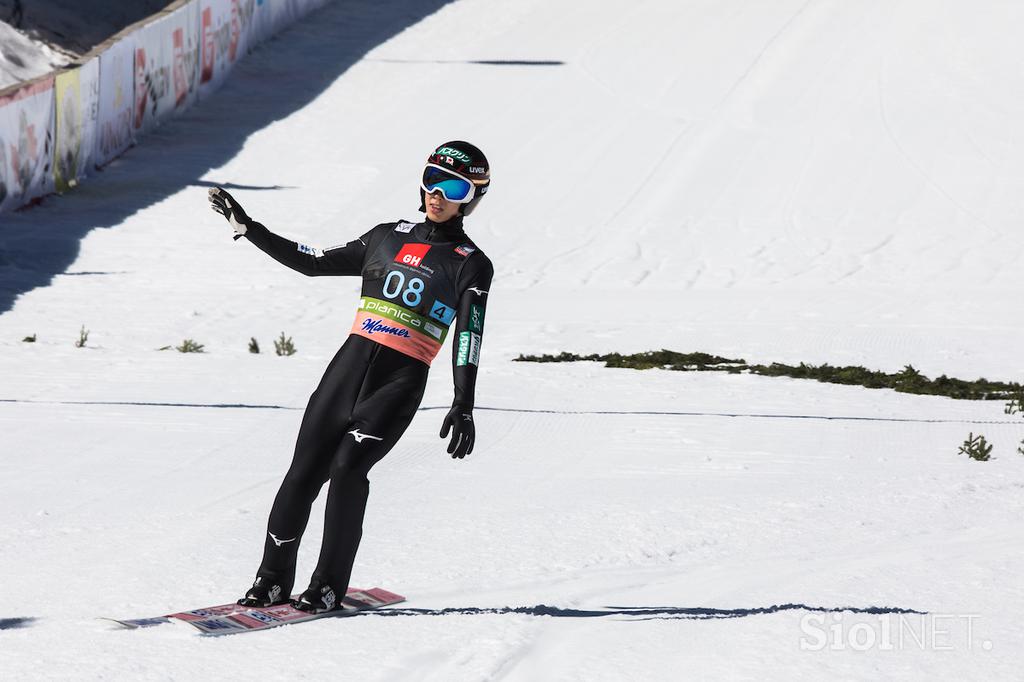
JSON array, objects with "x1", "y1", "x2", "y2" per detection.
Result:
[
  {"x1": 292, "y1": 580, "x2": 340, "y2": 614},
  {"x1": 238, "y1": 574, "x2": 292, "y2": 607}
]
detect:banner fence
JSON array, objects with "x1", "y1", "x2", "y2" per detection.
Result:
[
  {"x1": 0, "y1": 77, "x2": 55, "y2": 213},
  {"x1": 0, "y1": 0, "x2": 329, "y2": 215}
]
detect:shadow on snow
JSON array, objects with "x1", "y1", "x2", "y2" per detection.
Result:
[
  {"x1": 356, "y1": 603, "x2": 926, "y2": 620},
  {"x1": 0, "y1": 0, "x2": 457, "y2": 315},
  {"x1": 0, "y1": 617, "x2": 36, "y2": 630}
]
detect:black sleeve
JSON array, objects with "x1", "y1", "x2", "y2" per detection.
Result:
[
  {"x1": 243, "y1": 221, "x2": 377, "y2": 276},
  {"x1": 451, "y1": 254, "x2": 494, "y2": 408}
]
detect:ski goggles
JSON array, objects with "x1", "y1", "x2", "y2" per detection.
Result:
[{"x1": 421, "y1": 163, "x2": 477, "y2": 203}]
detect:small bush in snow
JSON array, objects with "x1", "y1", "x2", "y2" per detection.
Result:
[
  {"x1": 1005, "y1": 395, "x2": 1024, "y2": 416},
  {"x1": 249, "y1": 337, "x2": 260, "y2": 354},
  {"x1": 274, "y1": 332, "x2": 296, "y2": 356},
  {"x1": 75, "y1": 326, "x2": 89, "y2": 348},
  {"x1": 1018, "y1": 440, "x2": 1024, "y2": 457},
  {"x1": 958, "y1": 433, "x2": 992, "y2": 461},
  {"x1": 22, "y1": 334, "x2": 36, "y2": 343},
  {"x1": 176, "y1": 339, "x2": 205, "y2": 353}
]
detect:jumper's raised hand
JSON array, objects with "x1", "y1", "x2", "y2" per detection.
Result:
[{"x1": 208, "y1": 187, "x2": 250, "y2": 239}]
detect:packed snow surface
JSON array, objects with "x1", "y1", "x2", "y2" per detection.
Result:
[{"x1": 2, "y1": 0, "x2": 1024, "y2": 679}]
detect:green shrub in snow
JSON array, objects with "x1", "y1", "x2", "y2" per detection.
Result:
[
  {"x1": 175, "y1": 339, "x2": 205, "y2": 353},
  {"x1": 274, "y1": 332, "x2": 296, "y2": 356},
  {"x1": 958, "y1": 433, "x2": 992, "y2": 462}
]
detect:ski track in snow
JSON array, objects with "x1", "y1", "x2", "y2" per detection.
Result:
[{"x1": 2, "y1": 0, "x2": 1024, "y2": 679}]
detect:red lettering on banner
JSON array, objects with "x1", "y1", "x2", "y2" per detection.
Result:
[
  {"x1": 394, "y1": 244, "x2": 432, "y2": 268},
  {"x1": 134, "y1": 48, "x2": 147, "y2": 129},
  {"x1": 230, "y1": 0, "x2": 241, "y2": 61},
  {"x1": 173, "y1": 29, "x2": 187, "y2": 107},
  {"x1": 201, "y1": 8, "x2": 215, "y2": 83}
]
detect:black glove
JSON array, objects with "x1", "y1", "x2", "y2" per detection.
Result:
[
  {"x1": 440, "y1": 404, "x2": 475, "y2": 459},
  {"x1": 208, "y1": 187, "x2": 251, "y2": 240}
]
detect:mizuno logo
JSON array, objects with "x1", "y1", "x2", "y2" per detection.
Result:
[
  {"x1": 467, "y1": 287, "x2": 488, "y2": 296},
  {"x1": 349, "y1": 429, "x2": 384, "y2": 443},
  {"x1": 269, "y1": 533, "x2": 296, "y2": 547}
]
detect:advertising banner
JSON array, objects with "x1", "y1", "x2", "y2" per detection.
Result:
[
  {"x1": 54, "y1": 59, "x2": 100, "y2": 192},
  {"x1": 133, "y1": 1, "x2": 201, "y2": 137},
  {"x1": 198, "y1": 0, "x2": 257, "y2": 99},
  {"x1": 0, "y1": 78, "x2": 55, "y2": 213},
  {"x1": 95, "y1": 36, "x2": 136, "y2": 167}
]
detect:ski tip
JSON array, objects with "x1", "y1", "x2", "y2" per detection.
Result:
[{"x1": 101, "y1": 616, "x2": 172, "y2": 629}]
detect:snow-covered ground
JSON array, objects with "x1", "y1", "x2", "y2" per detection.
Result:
[
  {"x1": 0, "y1": 19, "x2": 69, "y2": 89},
  {"x1": 1, "y1": 0, "x2": 172, "y2": 89},
  {"x1": 2, "y1": 0, "x2": 1024, "y2": 679}
]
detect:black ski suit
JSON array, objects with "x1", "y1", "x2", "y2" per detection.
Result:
[{"x1": 243, "y1": 215, "x2": 493, "y2": 594}]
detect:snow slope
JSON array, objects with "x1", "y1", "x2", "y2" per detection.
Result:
[
  {"x1": 1, "y1": 0, "x2": 170, "y2": 88},
  {"x1": 0, "y1": 19, "x2": 70, "y2": 89},
  {"x1": 2, "y1": 0, "x2": 1024, "y2": 679}
]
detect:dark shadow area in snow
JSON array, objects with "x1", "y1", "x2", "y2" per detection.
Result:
[
  {"x1": 0, "y1": 0, "x2": 456, "y2": 315},
  {"x1": 0, "y1": 399, "x2": 1017, "y2": 426},
  {"x1": 0, "y1": 617, "x2": 36, "y2": 630},
  {"x1": 356, "y1": 603, "x2": 926, "y2": 620}
]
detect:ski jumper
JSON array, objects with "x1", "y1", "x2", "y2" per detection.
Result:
[{"x1": 243, "y1": 215, "x2": 493, "y2": 594}]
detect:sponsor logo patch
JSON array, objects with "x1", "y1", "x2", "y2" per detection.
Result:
[
  {"x1": 436, "y1": 146, "x2": 473, "y2": 163},
  {"x1": 469, "y1": 304, "x2": 484, "y2": 333},
  {"x1": 468, "y1": 332, "x2": 482, "y2": 365},
  {"x1": 394, "y1": 221, "x2": 415, "y2": 233},
  {"x1": 394, "y1": 243, "x2": 431, "y2": 268},
  {"x1": 424, "y1": 321, "x2": 444, "y2": 339},
  {"x1": 348, "y1": 429, "x2": 384, "y2": 443},
  {"x1": 360, "y1": 297, "x2": 446, "y2": 341},
  {"x1": 296, "y1": 243, "x2": 322, "y2": 257},
  {"x1": 361, "y1": 318, "x2": 412, "y2": 338},
  {"x1": 455, "y1": 244, "x2": 476, "y2": 257},
  {"x1": 269, "y1": 533, "x2": 296, "y2": 547},
  {"x1": 456, "y1": 331, "x2": 483, "y2": 366}
]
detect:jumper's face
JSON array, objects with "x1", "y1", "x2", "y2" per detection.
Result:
[{"x1": 424, "y1": 189, "x2": 461, "y2": 223}]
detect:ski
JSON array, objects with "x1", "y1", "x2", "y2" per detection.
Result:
[{"x1": 106, "y1": 587, "x2": 404, "y2": 635}]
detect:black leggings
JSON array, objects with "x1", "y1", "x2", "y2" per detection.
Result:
[{"x1": 255, "y1": 335, "x2": 428, "y2": 593}]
